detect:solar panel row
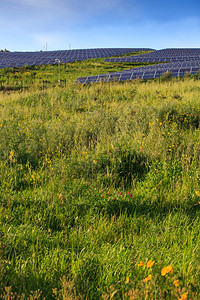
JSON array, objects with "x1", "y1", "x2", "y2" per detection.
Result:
[
  {"x1": 104, "y1": 48, "x2": 200, "y2": 63},
  {"x1": 75, "y1": 60, "x2": 200, "y2": 84},
  {"x1": 76, "y1": 48, "x2": 200, "y2": 84},
  {"x1": 0, "y1": 48, "x2": 153, "y2": 69}
]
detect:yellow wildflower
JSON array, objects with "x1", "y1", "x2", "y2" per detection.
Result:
[
  {"x1": 143, "y1": 274, "x2": 152, "y2": 283},
  {"x1": 147, "y1": 260, "x2": 155, "y2": 268},
  {"x1": 138, "y1": 261, "x2": 144, "y2": 267},
  {"x1": 178, "y1": 292, "x2": 188, "y2": 300},
  {"x1": 195, "y1": 190, "x2": 200, "y2": 196},
  {"x1": 173, "y1": 279, "x2": 180, "y2": 287},
  {"x1": 126, "y1": 276, "x2": 130, "y2": 284},
  {"x1": 161, "y1": 265, "x2": 173, "y2": 276}
]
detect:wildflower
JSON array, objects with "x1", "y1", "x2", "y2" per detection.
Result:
[
  {"x1": 138, "y1": 261, "x2": 144, "y2": 267},
  {"x1": 119, "y1": 192, "x2": 122, "y2": 195},
  {"x1": 10, "y1": 150, "x2": 14, "y2": 156},
  {"x1": 161, "y1": 265, "x2": 173, "y2": 276},
  {"x1": 126, "y1": 276, "x2": 130, "y2": 284},
  {"x1": 195, "y1": 190, "x2": 200, "y2": 196},
  {"x1": 173, "y1": 279, "x2": 180, "y2": 287},
  {"x1": 147, "y1": 260, "x2": 155, "y2": 268},
  {"x1": 129, "y1": 194, "x2": 132, "y2": 197},
  {"x1": 143, "y1": 274, "x2": 152, "y2": 282},
  {"x1": 178, "y1": 292, "x2": 188, "y2": 300}
]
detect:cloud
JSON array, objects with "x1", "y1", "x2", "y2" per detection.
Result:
[
  {"x1": 1, "y1": 0, "x2": 131, "y2": 37},
  {"x1": 3, "y1": 0, "x2": 200, "y2": 52},
  {"x1": 8, "y1": 0, "x2": 122, "y2": 16},
  {"x1": 2, "y1": 0, "x2": 144, "y2": 33},
  {"x1": 9, "y1": 0, "x2": 56, "y2": 9}
]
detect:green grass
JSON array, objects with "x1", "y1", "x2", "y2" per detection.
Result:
[{"x1": 0, "y1": 59, "x2": 200, "y2": 299}]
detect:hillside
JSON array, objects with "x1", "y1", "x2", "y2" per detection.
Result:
[{"x1": 0, "y1": 60, "x2": 200, "y2": 299}]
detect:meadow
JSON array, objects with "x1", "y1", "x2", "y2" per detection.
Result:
[{"x1": 0, "y1": 58, "x2": 200, "y2": 299}]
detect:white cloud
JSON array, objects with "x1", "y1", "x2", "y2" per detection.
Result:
[
  {"x1": 8, "y1": 0, "x2": 122, "y2": 14},
  {"x1": 3, "y1": 0, "x2": 142, "y2": 28},
  {"x1": 9, "y1": 0, "x2": 56, "y2": 9}
]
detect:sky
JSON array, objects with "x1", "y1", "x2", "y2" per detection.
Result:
[{"x1": 1, "y1": 0, "x2": 200, "y2": 52}]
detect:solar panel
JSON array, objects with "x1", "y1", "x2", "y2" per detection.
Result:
[{"x1": 76, "y1": 51, "x2": 200, "y2": 84}]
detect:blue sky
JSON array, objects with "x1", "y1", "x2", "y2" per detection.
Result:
[{"x1": 1, "y1": 0, "x2": 200, "y2": 51}]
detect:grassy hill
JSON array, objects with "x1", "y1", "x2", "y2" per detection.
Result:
[{"x1": 0, "y1": 59, "x2": 200, "y2": 299}]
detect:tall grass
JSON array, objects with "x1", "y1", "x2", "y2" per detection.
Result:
[{"x1": 0, "y1": 72, "x2": 200, "y2": 299}]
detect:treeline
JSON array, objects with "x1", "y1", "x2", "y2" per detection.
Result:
[{"x1": 0, "y1": 49, "x2": 10, "y2": 52}]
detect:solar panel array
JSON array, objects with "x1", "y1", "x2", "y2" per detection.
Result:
[
  {"x1": 0, "y1": 48, "x2": 152, "y2": 68},
  {"x1": 76, "y1": 48, "x2": 200, "y2": 84},
  {"x1": 104, "y1": 48, "x2": 200, "y2": 63}
]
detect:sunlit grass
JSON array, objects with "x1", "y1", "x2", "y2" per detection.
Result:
[{"x1": 0, "y1": 68, "x2": 200, "y2": 299}]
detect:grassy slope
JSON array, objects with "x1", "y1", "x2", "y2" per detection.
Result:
[{"x1": 0, "y1": 60, "x2": 200, "y2": 299}]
